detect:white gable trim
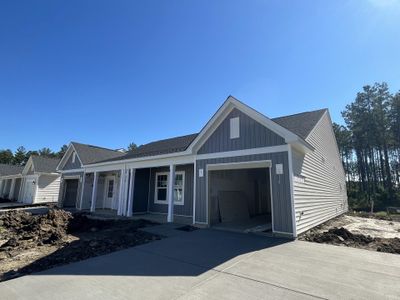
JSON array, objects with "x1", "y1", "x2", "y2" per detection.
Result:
[
  {"x1": 56, "y1": 143, "x2": 83, "y2": 171},
  {"x1": 187, "y1": 96, "x2": 313, "y2": 154},
  {"x1": 22, "y1": 156, "x2": 34, "y2": 176}
]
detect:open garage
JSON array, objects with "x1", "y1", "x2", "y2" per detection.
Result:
[{"x1": 208, "y1": 161, "x2": 272, "y2": 233}]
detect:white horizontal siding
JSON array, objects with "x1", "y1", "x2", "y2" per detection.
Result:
[
  {"x1": 35, "y1": 175, "x2": 61, "y2": 203},
  {"x1": 293, "y1": 112, "x2": 348, "y2": 234}
]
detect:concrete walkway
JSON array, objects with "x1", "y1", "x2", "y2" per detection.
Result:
[{"x1": 0, "y1": 229, "x2": 399, "y2": 299}]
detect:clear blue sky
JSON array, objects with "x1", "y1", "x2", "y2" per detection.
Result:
[{"x1": 1, "y1": 0, "x2": 400, "y2": 152}]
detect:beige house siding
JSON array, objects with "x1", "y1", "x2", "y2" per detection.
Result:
[
  {"x1": 36, "y1": 175, "x2": 61, "y2": 203},
  {"x1": 292, "y1": 112, "x2": 348, "y2": 234}
]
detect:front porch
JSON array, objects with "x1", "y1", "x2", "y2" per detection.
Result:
[{"x1": 79, "y1": 162, "x2": 195, "y2": 225}]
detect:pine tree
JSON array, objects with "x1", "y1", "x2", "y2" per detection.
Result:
[
  {"x1": 0, "y1": 150, "x2": 13, "y2": 164},
  {"x1": 13, "y1": 146, "x2": 27, "y2": 165}
]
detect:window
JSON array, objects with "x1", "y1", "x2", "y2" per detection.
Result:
[
  {"x1": 107, "y1": 179, "x2": 114, "y2": 198},
  {"x1": 230, "y1": 117, "x2": 240, "y2": 139},
  {"x1": 154, "y1": 171, "x2": 185, "y2": 205},
  {"x1": 72, "y1": 152, "x2": 76, "y2": 164}
]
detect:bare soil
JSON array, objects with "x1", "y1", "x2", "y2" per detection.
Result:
[
  {"x1": 299, "y1": 214, "x2": 400, "y2": 254},
  {"x1": 0, "y1": 209, "x2": 160, "y2": 282}
]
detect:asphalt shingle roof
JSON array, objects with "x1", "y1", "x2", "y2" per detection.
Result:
[
  {"x1": 71, "y1": 142, "x2": 126, "y2": 165},
  {"x1": 0, "y1": 164, "x2": 24, "y2": 176},
  {"x1": 95, "y1": 108, "x2": 326, "y2": 164},
  {"x1": 31, "y1": 156, "x2": 61, "y2": 173},
  {"x1": 272, "y1": 109, "x2": 328, "y2": 140}
]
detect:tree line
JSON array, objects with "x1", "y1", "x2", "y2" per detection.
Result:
[
  {"x1": 0, "y1": 146, "x2": 68, "y2": 166},
  {"x1": 0, "y1": 142, "x2": 139, "y2": 167},
  {"x1": 334, "y1": 82, "x2": 400, "y2": 211}
]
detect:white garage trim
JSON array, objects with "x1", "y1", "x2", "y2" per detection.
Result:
[
  {"x1": 207, "y1": 160, "x2": 272, "y2": 171},
  {"x1": 206, "y1": 160, "x2": 274, "y2": 232}
]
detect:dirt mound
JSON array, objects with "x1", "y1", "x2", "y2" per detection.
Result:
[
  {"x1": 0, "y1": 209, "x2": 72, "y2": 251},
  {"x1": 304, "y1": 227, "x2": 374, "y2": 245},
  {"x1": 376, "y1": 238, "x2": 400, "y2": 254},
  {"x1": 302, "y1": 226, "x2": 400, "y2": 254}
]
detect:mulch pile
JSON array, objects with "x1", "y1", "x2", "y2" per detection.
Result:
[{"x1": 302, "y1": 227, "x2": 400, "y2": 254}]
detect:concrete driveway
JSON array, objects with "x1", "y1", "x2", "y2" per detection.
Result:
[{"x1": 0, "y1": 228, "x2": 399, "y2": 300}]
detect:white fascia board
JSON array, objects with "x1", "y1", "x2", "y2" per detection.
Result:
[
  {"x1": 187, "y1": 96, "x2": 313, "y2": 154},
  {"x1": 56, "y1": 143, "x2": 83, "y2": 171},
  {"x1": 84, "y1": 155, "x2": 195, "y2": 173},
  {"x1": 21, "y1": 156, "x2": 33, "y2": 176},
  {"x1": 186, "y1": 100, "x2": 234, "y2": 153},
  {"x1": 60, "y1": 168, "x2": 85, "y2": 174},
  {"x1": 84, "y1": 150, "x2": 195, "y2": 169},
  {"x1": 196, "y1": 145, "x2": 289, "y2": 161},
  {"x1": 0, "y1": 175, "x2": 22, "y2": 180}
]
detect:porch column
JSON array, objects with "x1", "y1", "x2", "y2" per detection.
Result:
[
  {"x1": 126, "y1": 168, "x2": 136, "y2": 217},
  {"x1": 167, "y1": 164, "x2": 176, "y2": 223},
  {"x1": 122, "y1": 169, "x2": 130, "y2": 216},
  {"x1": 79, "y1": 172, "x2": 86, "y2": 210},
  {"x1": 117, "y1": 169, "x2": 126, "y2": 216},
  {"x1": 90, "y1": 172, "x2": 98, "y2": 212},
  {"x1": 9, "y1": 178, "x2": 16, "y2": 200}
]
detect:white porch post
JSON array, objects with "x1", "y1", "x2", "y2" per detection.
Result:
[
  {"x1": 9, "y1": 178, "x2": 16, "y2": 200},
  {"x1": 167, "y1": 164, "x2": 176, "y2": 223},
  {"x1": 122, "y1": 169, "x2": 130, "y2": 216},
  {"x1": 79, "y1": 172, "x2": 86, "y2": 210},
  {"x1": 90, "y1": 172, "x2": 98, "y2": 212},
  {"x1": 127, "y1": 168, "x2": 136, "y2": 217},
  {"x1": 117, "y1": 169, "x2": 126, "y2": 216},
  {"x1": 0, "y1": 180, "x2": 3, "y2": 198}
]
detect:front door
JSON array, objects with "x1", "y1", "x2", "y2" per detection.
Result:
[{"x1": 103, "y1": 177, "x2": 115, "y2": 209}]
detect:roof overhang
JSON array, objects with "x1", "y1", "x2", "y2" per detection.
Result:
[
  {"x1": 56, "y1": 143, "x2": 83, "y2": 171},
  {"x1": 187, "y1": 96, "x2": 314, "y2": 154}
]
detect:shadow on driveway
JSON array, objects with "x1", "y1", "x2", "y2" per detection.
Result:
[{"x1": 20, "y1": 229, "x2": 290, "y2": 278}]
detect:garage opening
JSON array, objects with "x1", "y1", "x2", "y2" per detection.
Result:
[
  {"x1": 208, "y1": 162, "x2": 272, "y2": 233},
  {"x1": 63, "y1": 179, "x2": 79, "y2": 208}
]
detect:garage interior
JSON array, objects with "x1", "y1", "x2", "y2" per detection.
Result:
[{"x1": 208, "y1": 166, "x2": 272, "y2": 233}]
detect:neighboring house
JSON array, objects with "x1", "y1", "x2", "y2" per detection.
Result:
[
  {"x1": 0, "y1": 164, "x2": 24, "y2": 200},
  {"x1": 56, "y1": 142, "x2": 125, "y2": 209},
  {"x1": 18, "y1": 156, "x2": 61, "y2": 204},
  {"x1": 58, "y1": 96, "x2": 347, "y2": 237}
]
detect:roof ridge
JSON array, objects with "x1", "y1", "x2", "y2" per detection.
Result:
[
  {"x1": 272, "y1": 108, "x2": 328, "y2": 120},
  {"x1": 140, "y1": 133, "x2": 198, "y2": 146},
  {"x1": 71, "y1": 141, "x2": 122, "y2": 153},
  {"x1": 31, "y1": 155, "x2": 60, "y2": 161}
]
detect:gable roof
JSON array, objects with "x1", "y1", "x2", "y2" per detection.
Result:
[
  {"x1": 95, "y1": 105, "x2": 326, "y2": 165},
  {"x1": 30, "y1": 156, "x2": 61, "y2": 173},
  {"x1": 0, "y1": 164, "x2": 24, "y2": 177},
  {"x1": 83, "y1": 96, "x2": 327, "y2": 164},
  {"x1": 272, "y1": 109, "x2": 328, "y2": 140},
  {"x1": 70, "y1": 142, "x2": 125, "y2": 165}
]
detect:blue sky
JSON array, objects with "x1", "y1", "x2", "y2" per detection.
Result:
[{"x1": 1, "y1": 0, "x2": 400, "y2": 152}]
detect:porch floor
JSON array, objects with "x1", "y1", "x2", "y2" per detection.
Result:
[{"x1": 131, "y1": 213, "x2": 193, "y2": 226}]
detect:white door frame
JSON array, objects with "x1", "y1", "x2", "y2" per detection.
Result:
[
  {"x1": 103, "y1": 175, "x2": 116, "y2": 209},
  {"x1": 206, "y1": 160, "x2": 274, "y2": 231}
]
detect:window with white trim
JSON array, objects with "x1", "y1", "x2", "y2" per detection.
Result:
[
  {"x1": 230, "y1": 117, "x2": 240, "y2": 139},
  {"x1": 154, "y1": 171, "x2": 185, "y2": 205},
  {"x1": 72, "y1": 152, "x2": 76, "y2": 164}
]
